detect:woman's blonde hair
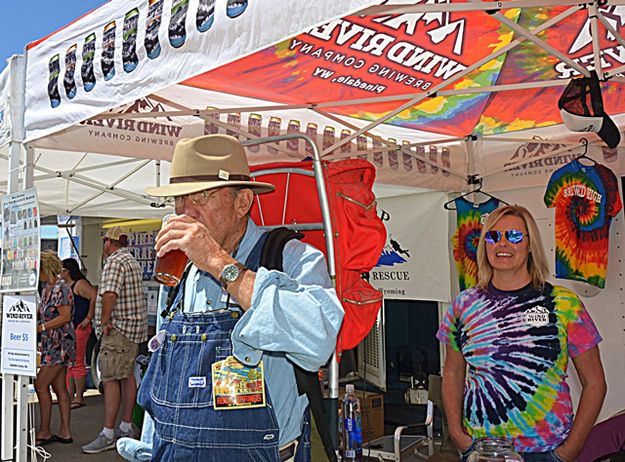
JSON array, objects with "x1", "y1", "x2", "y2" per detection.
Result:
[
  {"x1": 476, "y1": 204, "x2": 550, "y2": 290},
  {"x1": 40, "y1": 250, "x2": 62, "y2": 283}
]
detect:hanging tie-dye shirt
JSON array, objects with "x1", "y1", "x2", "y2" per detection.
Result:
[
  {"x1": 544, "y1": 160, "x2": 622, "y2": 288},
  {"x1": 436, "y1": 282, "x2": 601, "y2": 452},
  {"x1": 451, "y1": 197, "x2": 500, "y2": 290}
]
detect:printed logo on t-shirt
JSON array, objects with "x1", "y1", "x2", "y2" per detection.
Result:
[{"x1": 524, "y1": 306, "x2": 549, "y2": 326}]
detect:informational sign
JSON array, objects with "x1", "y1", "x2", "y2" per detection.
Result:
[
  {"x1": 1, "y1": 295, "x2": 38, "y2": 377},
  {"x1": 1, "y1": 188, "x2": 41, "y2": 292}
]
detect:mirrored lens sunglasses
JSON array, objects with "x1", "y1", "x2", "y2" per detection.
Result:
[{"x1": 484, "y1": 229, "x2": 527, "y2": 245}]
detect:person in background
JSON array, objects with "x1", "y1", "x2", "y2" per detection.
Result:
[
  {"x1": 35, "y1": 250, "x2": 76, "y2": 445},
  {"x1": 578, "y1": 410, "x2": 625, "y2": 462},
  {"x1": 136, "y1": 134, "x2": 344, "y2": 461},
  {"x1": 61, "y1": 257, "x2": 97, "y2": 409},
  {"x1": 437, "y1": 205, "x2": 606, "y2": 462},
  {"x1": 82, "y1": 226, "x2": 148, "y2": 454}
]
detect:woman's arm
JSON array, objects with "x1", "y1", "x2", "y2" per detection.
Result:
[
  {"x1": 442, "y1": 344, "x2": 472, "y2": 451},
  {"x1": 76, "y1": 279, "x2": 97, "y2": 327},
  {"x1": 556, "y1": 346, "x2": 606, "y2": 461},
  {"x1": 37, "y1": 305, "x2": 72, "y2": 332}
]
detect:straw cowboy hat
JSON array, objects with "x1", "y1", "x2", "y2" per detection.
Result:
[{"x1": 145, "y1": 134, "x2": 275, "y2": 197}]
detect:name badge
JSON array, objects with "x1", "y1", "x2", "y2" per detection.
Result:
[
  {"x1": 189, "y1": 376, "x2": 207, "y2": 388},
  {"x1": 524, "y1": 306, "x2": 549, "y2": 327},
  {"x1": 211, "y1": 356, "x2": 266, "y2": 410}
]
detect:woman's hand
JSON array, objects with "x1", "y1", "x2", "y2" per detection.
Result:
[
  {"x1": 451, "y1": 430, "x2": 473, "y2": 452},
  {"x1": 78, "y1": 318, "x2": 91, "y2": 330}
]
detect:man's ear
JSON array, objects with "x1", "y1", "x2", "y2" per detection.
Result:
[{"x1": 236, "y1": 188, "x2": 254, "y2": 218}]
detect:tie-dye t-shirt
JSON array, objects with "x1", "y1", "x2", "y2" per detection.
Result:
[
  {"x1": 451, "y1": 197, "x2": 500, "y2": 290},
  {"x1": 436, "y1": 282, "x2": 601, "y2": 452},
  {"x1": 544, "y1": 160, "x2": 622, "y2": 288}
]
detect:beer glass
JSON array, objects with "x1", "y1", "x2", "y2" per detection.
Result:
[{"x1": 153, "y1": 214, "x2": 188, "y2": 286}]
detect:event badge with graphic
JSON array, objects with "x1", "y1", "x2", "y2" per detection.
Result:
[
  {"x1": 1, "y1": 295, "x2": 37, "y2": 377},
  {"x1": 211, "y1": 356, "x2": 266, "y2": 410},
  {"x1": 1, "y1": 188, "x2": 41, "y2": 293}
]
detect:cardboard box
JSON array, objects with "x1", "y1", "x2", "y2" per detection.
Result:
[{"x1": 340, "y1": 387, "x2": 385, "y2": 443}]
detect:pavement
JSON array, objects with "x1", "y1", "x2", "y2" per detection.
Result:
[{"x1": 31, "y1": 391, "x2": 126, "y2": 462}]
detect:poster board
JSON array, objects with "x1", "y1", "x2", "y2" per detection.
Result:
[{"x1": 1, "y1": 295, "x2": 38, "y2": 377}]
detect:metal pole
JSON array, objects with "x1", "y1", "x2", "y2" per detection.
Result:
[{"x1": 243, "y1": 133, "x2": 340, "y2": 451}]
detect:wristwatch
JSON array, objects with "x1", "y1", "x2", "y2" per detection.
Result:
[{"x1": 219, "y1": 262, "x2": 248, "y2": 290}]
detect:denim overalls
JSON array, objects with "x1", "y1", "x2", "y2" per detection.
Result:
[{"x1": 138, "y1": 233, "x2": 311, "y2": 461}]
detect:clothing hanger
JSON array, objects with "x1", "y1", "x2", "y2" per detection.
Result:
[
  {"x1": 443, "y1": 176, "x2": 510, "y2": 210},
  {"x1": 574, "y1": 137, "x2": 597, "y2": 166}
]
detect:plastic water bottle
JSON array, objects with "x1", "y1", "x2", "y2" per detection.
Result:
[{"x1": 341, "y1": 384, "x2": 363, "y2": 462}]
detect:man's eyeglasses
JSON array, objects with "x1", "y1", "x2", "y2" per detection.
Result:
[
  {"x1": 484, "y1": 229, "x2": 527, "y2": 245},
  {"x1": 170, "y1": 189, "x2": 220, "y2": 208}
]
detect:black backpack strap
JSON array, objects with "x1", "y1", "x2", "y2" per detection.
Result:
[
  {"x1": 260, "y1": 227, "x2": 338, "y2": 462},
  {"x1": 160, "y1": 262, "x2": 193, "y2": 319}
]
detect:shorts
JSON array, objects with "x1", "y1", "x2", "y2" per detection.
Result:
[{"x1": 99, "y1": 329, "x2": 139, "y2": 381}]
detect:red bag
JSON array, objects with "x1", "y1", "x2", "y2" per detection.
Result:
[{"x1": 250, "y1": 159, "x2": 386, "y2": 358}]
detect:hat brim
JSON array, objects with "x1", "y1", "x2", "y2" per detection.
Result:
[
  {"x1": 145, "y1": 180, "x2": 275, "y2": 198},
  {"x1": 598, "y1": 115, "x2": 621, "y2": 149}
]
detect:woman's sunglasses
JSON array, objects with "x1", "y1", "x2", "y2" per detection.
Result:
[{"x1": 484, "y1": 229, "x2": 527, "y2": 245}]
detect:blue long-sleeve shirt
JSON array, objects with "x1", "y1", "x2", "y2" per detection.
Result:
[{"x1": 182, "y1": 218, "x2": 344, "y2": 446}]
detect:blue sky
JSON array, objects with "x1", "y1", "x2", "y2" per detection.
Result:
[{"x1": 0, "y1": 1, "x2": 107, "y2": 72}]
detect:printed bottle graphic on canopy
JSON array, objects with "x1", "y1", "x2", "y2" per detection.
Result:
[
  {"x1": 341, "y1": 129, "x2": 352, "y2": 155},
  {"x1": 226, "y1": 113, "x2": 241, "y2": 139},
  {"x1": 357, "y1": 135, "x2": 368, "y2": 160},
  {"x1": 247, "y1": 113, "x2": 262, "y2": 153},
  {"x1": 388, "y1": 138, "x2": 399, "y2": 170},
  {"x1": 101, "y1": 21, "x2": 117, "y2": 81},
  {"x1": 203, "y1": 106, "x2": 219, "y2": 135},
  {"x1": 48, "y1": 54, "x2": 61, "y2": 108},
  {"x1": 123, "y1": 8, "x2": 140, "y2": 73},
  {"x1": 402, "y1": 141, "x2": 413, "y2": 172},
  {"x1": 442, "y1": 147, "x2": 450, "y2": 177},
  {"x1": 169, "y1": 0, "x2": 189, "y2": 49},
  {"x1": 287, "y1": 119, "x2": 300, "y2": 153},
  {"x1": 415, "y1": 146, "x2": 427, "y2": 174},
  {"x1": 323, "y1": 126, "x2": 335, "y2": 152},
  {"x1": 226, "y1": 0, "x2": 248, "y2": 18},
  {"x1": 63, "y1": 44, "x2": 78, "y2": 99},
  {"x1": 197, "y1": 0, "x2": 216, "y2": 32},
  {"x1": 267, "y1": 116, "x2": 281, "y2": 154},
  {"x1": 145, "y1": 0, "x2": 164, "y2": 59},
  {"x1": 305, "y1": 122, "x2": 317, "y2": 156},
  {"x1": 372, "y1": 139, "x2": 384, "y2": 167},
  {"x1": 81, "y1": 33, "x2": 97, "y2": 92}
]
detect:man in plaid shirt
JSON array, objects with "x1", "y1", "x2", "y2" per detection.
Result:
[{"x1": 82, "y1": 226, "x2": 147, "y2": 454}]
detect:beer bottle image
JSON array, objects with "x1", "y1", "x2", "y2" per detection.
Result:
[
  {"x1": 287, "y1": 119, "x2": 300, "y2": 153},
  {"x1": 322, "y1": 126, "x2": 335, "y2": 152},
  {"x1": 429, "y1": 146, "x2": 439, "y2": 173},
  {"x1": 415, "y1": 146, "x2": 427, "y2": 173},
  {"x1": 48, "y1": 54, "x2": 61, "y2": 108},
  {"x1": 101, "y1": 21, "x2": 117, "y2": 81},
  {"x1": 247, "y1": 113, "x2": 262, "y2": 153},
  {"x1": 203, "y1": 107, "x2": 220, "y2": 135},
  {"x1": 145, "y1": 0, "x2": 164, "y2": 59},
  {"x1": 169, "y1": 0, "x2": 189, "y2": 49},
  {"x1": 441, "y1": 147, "x2": 450, "y2": 176},
  {"x1": 340, "y1": 129, "x2": 352, "y2": 155},
  {"x1": 123, "y1": 8, "x2": 140, "y2": 72},
  {"x1": 388, "y1": 138, "x2": 399, "y2": 170},
  {"x1": 372, "y1": 139, "x2": 384, "y2": 166},
  {"x1": 226, "y1": 113, "x2": 241, "y2": 139},
  {"x1": 226, "y1": 0, "x2": 248, "y2": 19},
  {"x1": 81, "y1": 33, "x2": 97, "y2": 92},
  {"x1": 268, "y1": 117, "x2": 282, "y2": 154},
  {"x1": 197, "y1": 0, "x2": 216, "y2": 32},
  {"x1": 402, "y1": 141, "x2": 413, "y2": 171},
  {"x1": 356, "y1": 134, "x2": 368, "y2": 160},
  {"x1": 63, "y1": 44, "x2": 78, "y2": 99},
  {"x1": 305, "y1": 122, "x2": 318, "y2": 156}
]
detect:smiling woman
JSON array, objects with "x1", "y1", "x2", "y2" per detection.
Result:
[{"x1": 437, "y1": 204, "x2": 607, "y2": 462}]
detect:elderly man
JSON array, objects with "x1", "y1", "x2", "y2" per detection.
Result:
[
  {"x1": 137, "y1": 134, "x2": 344, "y2": 461},
  {"x1": 83, "y1": 226, "x2": 148, "y2": 454}
]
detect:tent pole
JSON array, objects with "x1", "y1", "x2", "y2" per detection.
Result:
[
  {"x1": 359, "y1": 0, "x2": 587, "y2": 15},
  {"x1": 589, "y1": 4, "x2": 604, "y2": 81}
]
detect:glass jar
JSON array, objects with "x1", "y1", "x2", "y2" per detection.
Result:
[{"x1": 466, "y1": 437, "x2": 524, "y2": 462}]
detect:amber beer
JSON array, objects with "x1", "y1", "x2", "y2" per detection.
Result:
[{"x1": 153, "y1": 215, "x2": 189, "y2": 286}]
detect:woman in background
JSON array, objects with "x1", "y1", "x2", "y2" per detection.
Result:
[
  {"x1": 35, "y1": 250, "x2": 75, "y2": 445},
  {"x1": 61, "y1": 258, "x2": 96, "y2": 409},
  {"x1": 437, "y1": 205, "x2": 606, "y2": 462}
]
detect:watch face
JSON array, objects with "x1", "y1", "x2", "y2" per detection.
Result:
[{"x1": 223, "y1": 264, "x2": 240, "y2": 282}]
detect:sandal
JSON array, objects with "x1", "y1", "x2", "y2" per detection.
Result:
[
  {"x1": 52, "y1": 434, "x2": 74, "y2": 444},
  {"x1": 35, "y1": 435, "x2": 54, "y2": 446},
  {"x1": 70, "y1": 401, "x2": 85, "y2": 409}
]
